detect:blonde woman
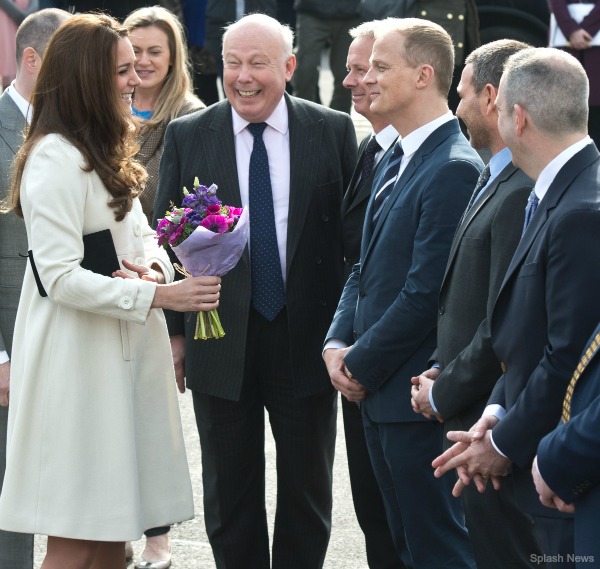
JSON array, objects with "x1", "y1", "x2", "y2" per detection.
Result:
[{"x1": 125, "y1": 6, "x2": 204, "y2": 224}]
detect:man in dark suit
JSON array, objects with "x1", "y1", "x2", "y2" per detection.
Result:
[
  {"x1": 0, "y1": 9, "x2": 69, "y2": 569},
  {"x1": 433, "y1": 47, "x2": 600, "y2": 567},
  {"x1": 533, "y1": 320, "x2": 600, "y2": 564},
  {"x1": 410, "y1": 39, "x2": 542, "y2": 568},
  {"x1": 339, "y1": 20, "x2": 401, "y2": 569},
  {"x1": 153, "y1": 14, "x2": 357, "y2": 569},
  {"x1": 324, "y1": 18, "x2": 481, "y2": 569}
]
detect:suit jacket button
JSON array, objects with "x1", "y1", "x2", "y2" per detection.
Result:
[
  {"x1": 359, "y1": 290, "x2": 366, "y2": 298},
  {"x1": 315, "y1": 256, "x2": 322, "y2": 264},
  {"x1": 321, "y1": 214, "x2": 329, "y2": 222},
  {"x1": 500, "y1": 362, "x2": 507, "y2": 373},
  {"x1": 439, "y1": 305, "x2": 445, "y2": 315}
]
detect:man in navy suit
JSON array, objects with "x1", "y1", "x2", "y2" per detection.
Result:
[
  {"x1": 324, "y1": 17, "x2": 481, "y2": 569},
  {"x1": 338, "y1": 20, "x2": 402, "y2": 569},
  {"x1": 433, "y1": 48, "x2": 600, "y2": 567},
  {"x1": 410, "y1": 39, "x2": 542, "y2": 569},
  {"x1": 533, "y1": 320, "x2": 600, "y2": 565}
]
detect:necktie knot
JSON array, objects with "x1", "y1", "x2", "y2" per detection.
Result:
[
  {"x1": 364, "y1": 136, "x2": 382, "y2": 157},
  {"x1": 247, "y1": 122, "x2": 268, "y2": 138},
  {"x1": 392, "y1": 140, "x2": 404, "y2": 159}
]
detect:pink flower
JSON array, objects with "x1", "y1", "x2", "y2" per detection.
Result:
[
  {"x1": 207, "y1": 204, "x2": 221, "y2": 214},
  {"x1": 200, "y1": 215, "x2": 230, "y2": 234}
]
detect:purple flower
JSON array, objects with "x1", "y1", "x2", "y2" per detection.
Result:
[{"x1": 200, "y1": 215, "x2": 230, "y2": 234}]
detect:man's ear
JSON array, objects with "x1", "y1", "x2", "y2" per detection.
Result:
[
  {"x1": 514, "y1": 103, "x2": 527, "y2": 137},
  {"x1": 483, "y1": 83, "x2": 498, "y2": 116},
  {"x1": 22, "y1": 47, "x2": 41, "y2": 75},
  {"x1": 415, "y1": 64, "x2": 434, "y2": 89}
]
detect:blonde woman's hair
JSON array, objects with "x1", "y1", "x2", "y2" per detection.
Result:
[{"x1": 124, "y1": 5, "x2": 203, "y2": 133}]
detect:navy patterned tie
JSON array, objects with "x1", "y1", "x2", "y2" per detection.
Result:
[
  {"x1": 353, "y1": 136, "x2": 381, "y2": 198},
  {"x1": 248, "y1": 122, "x2": 286, "y2": 321},
  {"x1": 373, "y1": 141, "x2": 404, "y2": 218},
  {"x1": 521, "y1": 188, "x2": 539, "y2": 236},
  {"x1": 466, "y1": 164, "x2": 491, "y2": 211}
]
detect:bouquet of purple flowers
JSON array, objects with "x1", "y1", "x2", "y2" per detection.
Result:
[{"x1": 156, "y1": 178, "x2": 249, "y2": 339}]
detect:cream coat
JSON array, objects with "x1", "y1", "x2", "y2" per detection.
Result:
[{"x1": 0, "y1": 134, "x2": 194, "y2": 540}]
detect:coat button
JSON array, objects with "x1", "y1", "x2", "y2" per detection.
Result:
[
  {"x1": 120, "y1": 296, "x2": 133, "y2": 309},
  {"x1": 315, "y1": 256, "x2": 322, "y2": 264},
  {"x1": 439, "y1": 306, "x2": 445, "y2": 315},
  {"x1": 321, "y1": 214, "x2": 329, "y2": 222},
  {"x1": 500, "y1": 362, "x2": 507, "y2": 373},
  {"x1": 135, "y1": 257, "x2": 144, "y2": 265},
  {"x1": 359, "y1": 290, "x2": 366, "y2": 298}
]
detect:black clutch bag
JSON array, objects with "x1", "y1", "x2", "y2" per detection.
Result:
[{"x1": 28, "y1": 229, "x2": 120, "y2": 297}]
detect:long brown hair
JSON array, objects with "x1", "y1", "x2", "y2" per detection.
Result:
[{"x1": 11, "y1": 13, "x2": 147, "y2": 221}]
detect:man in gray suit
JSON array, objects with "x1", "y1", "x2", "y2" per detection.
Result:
[
  {"x1": 154, "y1": 13, "x2": 356, "y2": 569},
  {"x1": 0, "y1": 8, "x2": 70, "y2": 568},
  {"x1": 410, "y1": 40, "x2": 542, "y2": 568}
]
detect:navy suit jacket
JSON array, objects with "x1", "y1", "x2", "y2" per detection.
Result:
[
  {"x1": 489, "y1": 142, "x2": 600, "y2": 514},
  {"x1": 327, "y1": 118, "x2": 483, "y2": 422},
  {"x1": 537, "y1": 321, "x2": 600, "y2": 560}
]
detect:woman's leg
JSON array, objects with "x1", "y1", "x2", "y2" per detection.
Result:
[{"x1": 41, "y1": 537, "x2": 125, "y2": 569}]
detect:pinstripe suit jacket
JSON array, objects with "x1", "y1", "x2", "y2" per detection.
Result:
[
  {"x1": 154, "y1": 93, "x2": 357, "y2": 400},
  {"x1": 0, "y1": 91, "x2": 27, "y2": 356}
]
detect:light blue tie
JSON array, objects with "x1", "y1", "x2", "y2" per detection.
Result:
[
  {"x1": 248, "y1": 122, "x2": 286, "y2": 321},
  {"x1": 522, "y1": 188, "x2": 539, "y2": 236}
]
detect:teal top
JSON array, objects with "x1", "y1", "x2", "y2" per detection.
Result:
[{"x1": 132, "y1": 107, "x2": 153, "y2": 120}]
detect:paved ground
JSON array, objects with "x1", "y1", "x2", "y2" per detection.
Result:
[{"x1": 33, "y1": 68, "x2": 373, "y2": 568}]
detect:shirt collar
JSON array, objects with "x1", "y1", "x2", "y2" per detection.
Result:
[
  {"x1": 232, "y1": 96, "x2": 289, "y2": 135},
  {"x1": 534, "y1": 136, "x2": 593, "y2": 202},
  {"x1": 400, "y1": 111, "x2": 454, "y2": 158},
  {"x1": 374, "y1": 124, "x2": 400, "y2": 153},
  {"x1": 5, "y1": 80, "x2": 32, "y2": 124},
  {"x1": 488, "y1": 146, "x2": 512, "y2": 180}
]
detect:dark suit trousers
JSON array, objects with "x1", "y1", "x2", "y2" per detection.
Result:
[
  {"x1": 192, "y1": 307, "x2": 337, "y2": 569},
  {"x1": 0, "y1": 406, "x2": 34, "y2": 568},
  {"x1": 341, "y1": 396, "x2": 404, "y2": 569},
  {"x1": 362, "y1": 409, "x2": 476, "y2": 569}
]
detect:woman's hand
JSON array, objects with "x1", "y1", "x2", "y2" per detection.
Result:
[
  {"x1": 113, "y1": 258, "x2": 165, "y2": 284},
  {"x1": 569, "y1": 28, "x2": 593, "y2": 50},
  {"x1": 152, "y1": 275, "x2": 221, "y2": 312}
]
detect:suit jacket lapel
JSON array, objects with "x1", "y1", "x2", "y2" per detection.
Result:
[
  {"x1": 342, "y1": 136, "x2": 372, "y2": 216},
  {"x1": 499, "y1": 143, "x2": 600, "y2": 294},
  {"x1": 0, "y1": 92, "x2": 26, "y2": 156},
  {"x1": 285, "y1": 94, "x2": 322, "y2": 276},
  {"x1": 363, "y1": 120, "x2": 460, "y2": 266}
]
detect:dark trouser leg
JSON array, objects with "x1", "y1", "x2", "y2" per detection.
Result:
[
  {"x1": 342, "y1": 397, "x2": 404, "y2": 569},
  {"x1": 363, "y1": 410, "x2": 476, "y2": 569},
  {"x1": 531, "y1": 515, "x2": 575, "y2": 569}
]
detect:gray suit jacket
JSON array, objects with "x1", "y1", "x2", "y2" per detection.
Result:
[
  {"x1": 0, "y1": 90, "x2": 27, "y2": 356},
  {"x1": 154, "y1": 94, "x2": 357, "y2": 401},
  {"x1": 431, "y1": 162, "x2": 533, "y2": 434}
]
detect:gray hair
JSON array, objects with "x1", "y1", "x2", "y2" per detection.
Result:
[
  {"x1": 465, "y1": 39, "x2": 530, "y2": 93},
  {"x1": 502, "y1": 47, "x2": 588, "y2": 136},
  {"x1": 374, "y1": 17, "x2": 454, "y2": 97},
  {"x1": 222, "y1": 13, "x2": 294, "y2": 59},
  {"x1": 16, "y1": 8, "x2": 71, "y2": 66},
  {"x1": 349, "y1": 20, "x2": 385, "y2": 40}
]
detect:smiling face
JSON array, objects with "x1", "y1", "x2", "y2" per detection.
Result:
[
  {"x1": 116, "y1": 37, "x2": 141, "y2": 110},
  {"x1": 456, "y1": 64, "x2": 490, "y2": 150},
  {"x1": 222, "y1": 22, "x2": 295, "y2": 123},
  {"x1": 129, "y1": 25, "x2": 171, "y2": 96},
  {"x1": 343, "y1": 35, "x2": 376, "y2": 118},
  {"x1": 364, "y1": 32, "x2": 419, "y2": 122}
]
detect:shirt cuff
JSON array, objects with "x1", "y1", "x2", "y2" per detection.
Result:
[
  {"x1": 490, "y1": 430, "x2": 509, "y2": 459},
  {"x1": 322, "y1": 339, "x2": 348, "y2": 356},
  {"x1": 0, "y1": 351, "x2": 9, "y2": 365},
  {"x1": 428, "y1": 387, "x2": 439, "y2": 413},
  {"x1": 483, "y1": 404, "x2": 506, "y2": 421}
]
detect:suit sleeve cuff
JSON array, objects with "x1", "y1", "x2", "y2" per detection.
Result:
[{"x1": 490, "y1": 430, "x2": 509, "y2": 459}]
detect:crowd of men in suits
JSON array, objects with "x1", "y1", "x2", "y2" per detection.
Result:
[{"x1": 1, "y1": 8, "x2": 600, "y2": 569}]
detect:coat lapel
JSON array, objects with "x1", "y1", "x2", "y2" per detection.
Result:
[
  {"x1": 285, "y1": 94, "x2": 322, "y2": 275},
  {"x1": 499, "y1": 143, "x2": 600, "y2": 294}
]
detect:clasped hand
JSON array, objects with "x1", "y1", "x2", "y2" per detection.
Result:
[
  {"x1": 323, "y1": 347, "x2": 367, "y2": 401},
  {"x1": 410, "y1": 367, "x2": 443, "y2": 421},
  {"x1": 431, "y1": 416, "x2": 510, "y2": 496}
]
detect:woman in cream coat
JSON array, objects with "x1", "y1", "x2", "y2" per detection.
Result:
[{"x1": 0, "y1": 14, "x2": 220, "y2": 569}]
